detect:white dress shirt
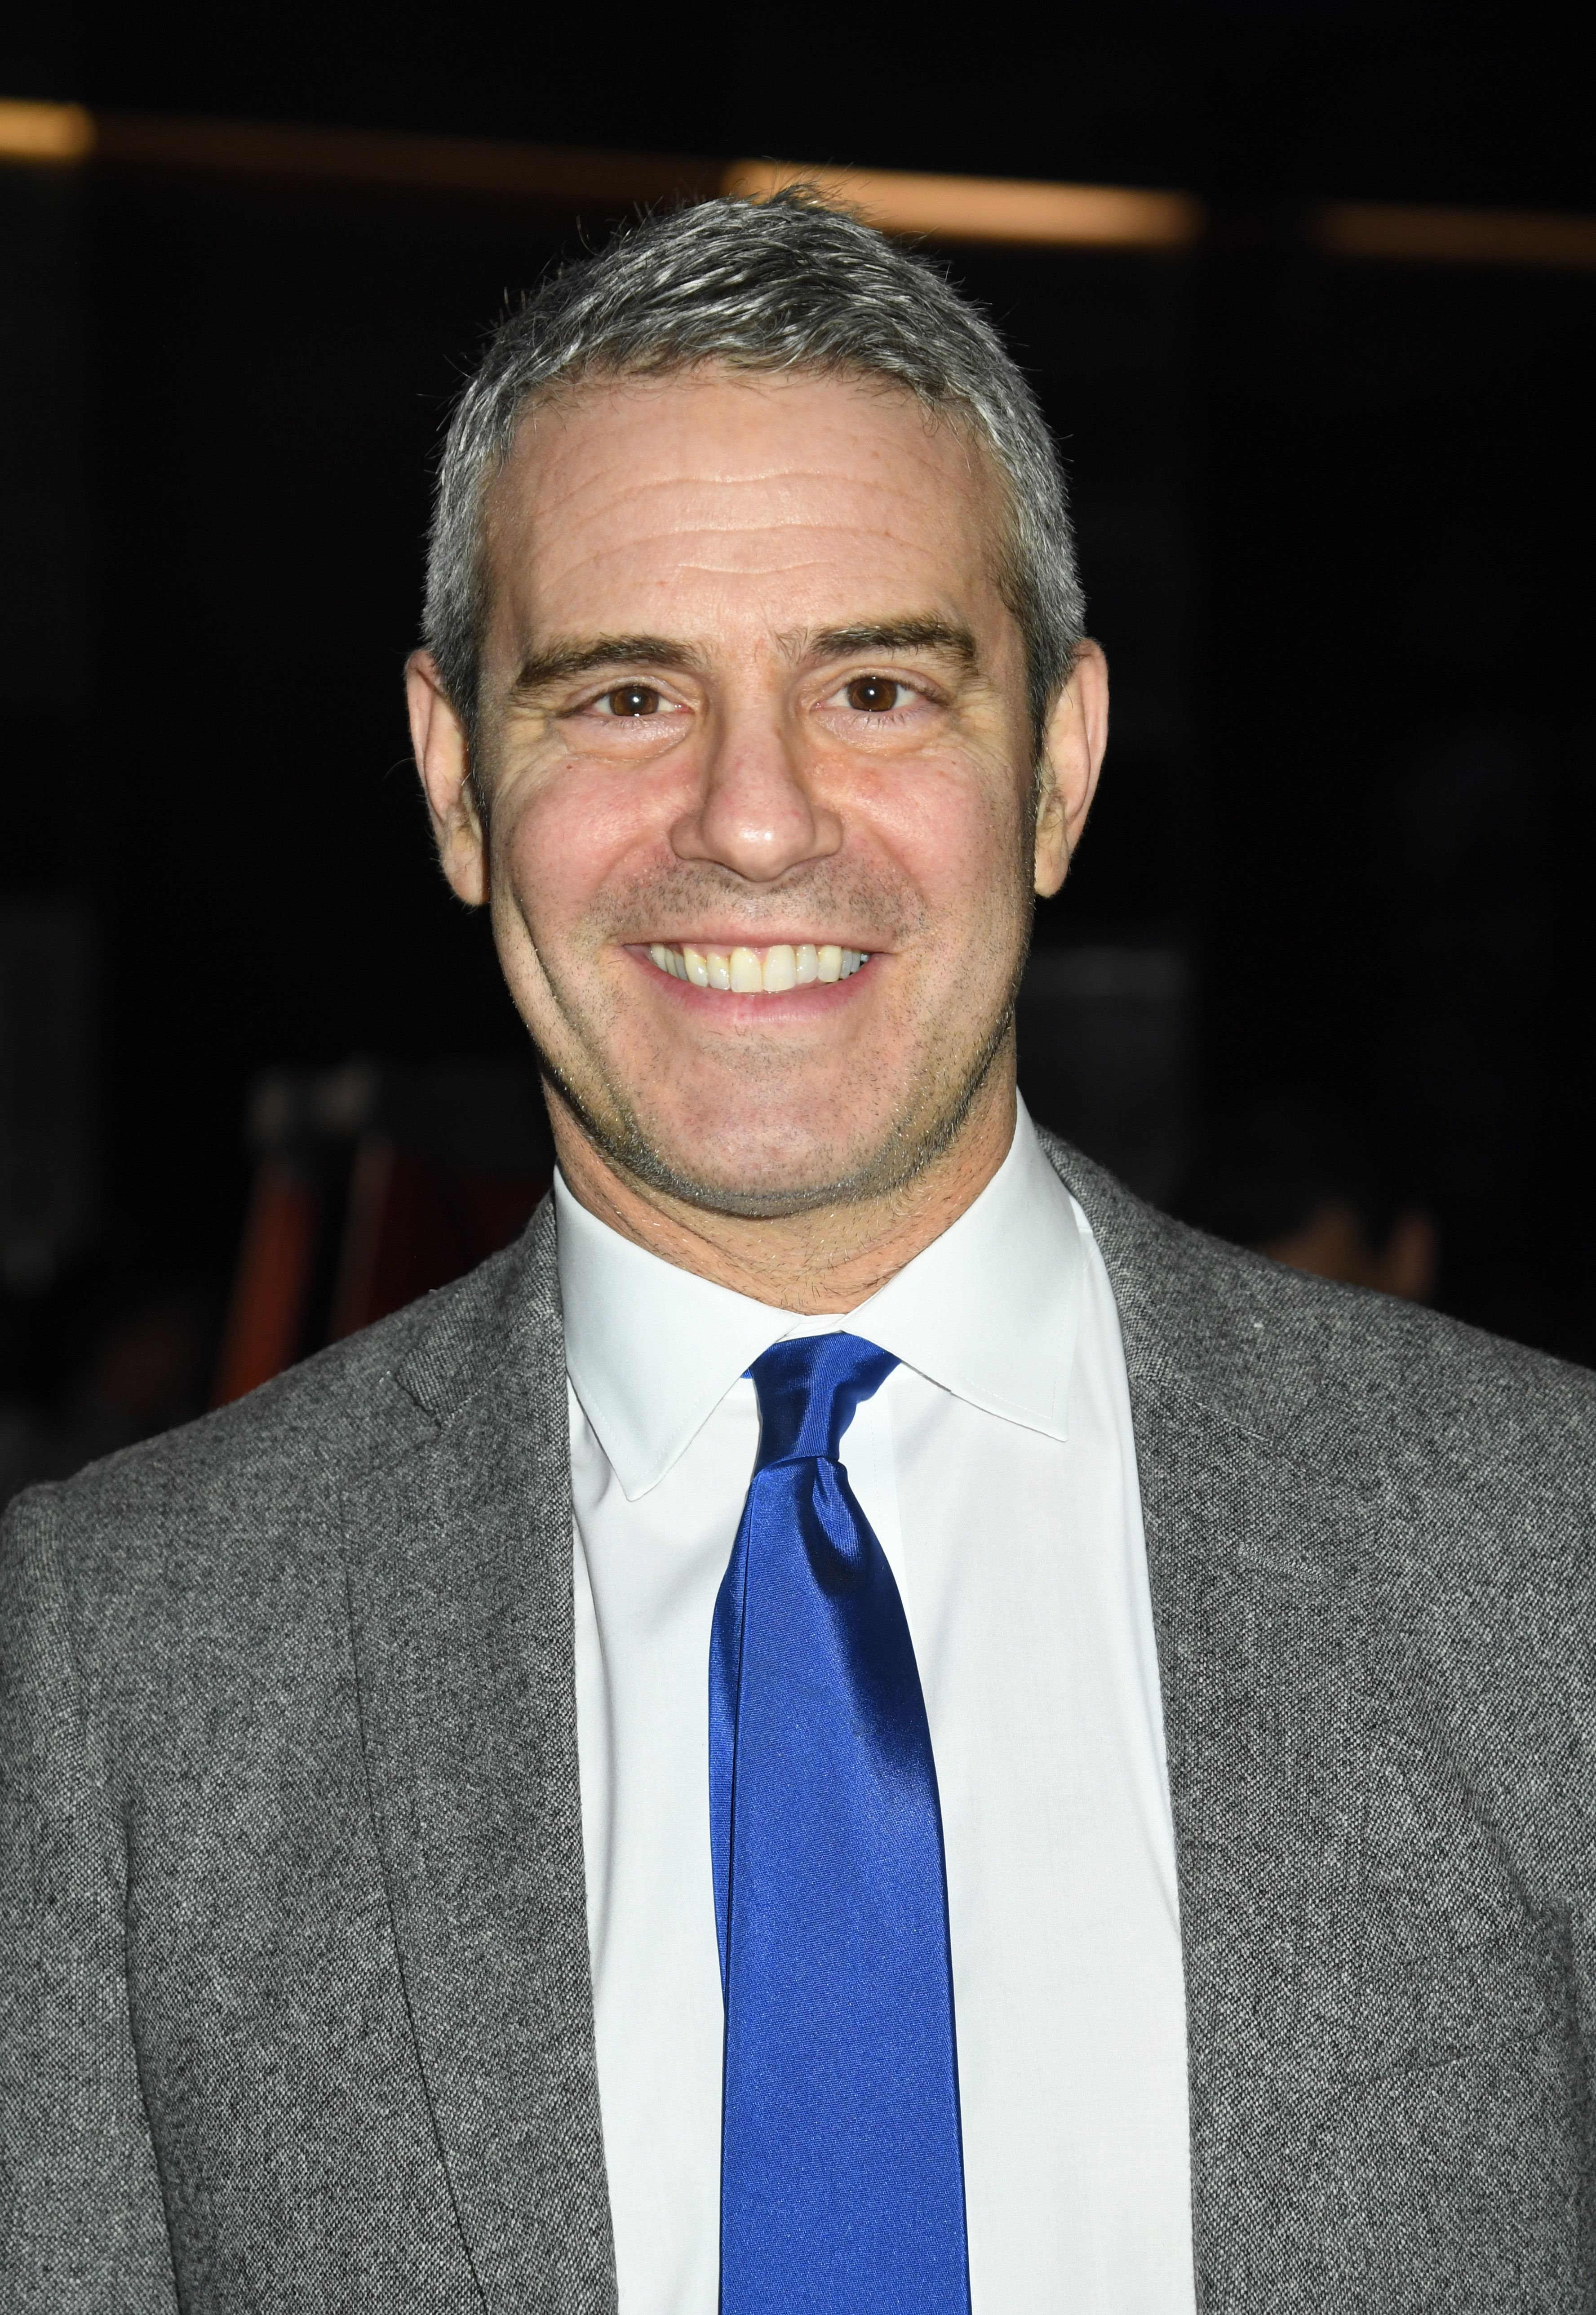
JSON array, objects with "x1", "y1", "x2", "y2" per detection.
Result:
[{"x1": 559, "y1": 1102, "x2": 1196, "y2": 2314}]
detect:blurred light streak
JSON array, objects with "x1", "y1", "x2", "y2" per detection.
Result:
[
  {"x1": 723, "y1": 158, "x2": 1205, "y2": 248},
  {"x1": 7, "y1": 100, "x2": 1595, "y2": 274},
  {"x1": 88, "y1": 111, "x2": 713, "y2": 205},
  {"x1": 0, "y1": 99, "x2": 95, "y2": 163},
  {"x1": 1312, "y1": 201, "x2": 1596, "y2": 271}
]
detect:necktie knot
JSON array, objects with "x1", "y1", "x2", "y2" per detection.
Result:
[{"x1": 748, "y1": 1332, "x2": 899, "y2": 1470}]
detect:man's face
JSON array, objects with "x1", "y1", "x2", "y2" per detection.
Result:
[{"x1": 423, "y1": 369, "x2": 1092, "y2": 1217}]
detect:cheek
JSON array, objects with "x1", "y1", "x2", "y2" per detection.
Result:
[
  {"x1": 852, "y1": 751, "x2": 1025, "y2": 925},
  {"x1": 495, "y1": 756, "x2": 669, "y2": 940}
]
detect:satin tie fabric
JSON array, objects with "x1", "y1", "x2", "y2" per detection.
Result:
[{"x1": 709, "y1": 1332, "x2": 971, "y2": 2315}]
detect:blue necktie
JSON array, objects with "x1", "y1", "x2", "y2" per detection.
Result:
[{"x1": 709, "y1": 1332, "x2": 971, "y2": 2315}]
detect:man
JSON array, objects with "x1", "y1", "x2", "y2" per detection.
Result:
[{"x1": 3, "y1": 193, "x2": 1594, "y2": 2314}]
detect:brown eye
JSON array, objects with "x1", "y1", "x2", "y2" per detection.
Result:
[
  {"x1": 845, "y1": 676, "x2": 902, "y2": 714},
  {"x1": 605, "y1": 683, "x2": 662, "y2": 717}
]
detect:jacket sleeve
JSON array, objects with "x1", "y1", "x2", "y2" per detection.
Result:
[{"x1": 0, "y1": 1492, "x2": 178, "y2": 2311}]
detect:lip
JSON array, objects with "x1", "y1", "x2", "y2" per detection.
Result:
[{"x1": 631, "y1": 934, "x2": 878, "y2": 954}]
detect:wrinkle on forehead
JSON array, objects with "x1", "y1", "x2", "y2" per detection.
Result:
[
  {"x1": 486, "y1": 370, "x2": 1001, "y2": 555},
  {"x1": 479, "y1": 368, "x2": 1017, "y2": 689}
]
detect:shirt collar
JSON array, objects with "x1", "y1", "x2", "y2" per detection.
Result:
[{"x1": 555, "y1": 1098, "x2": 1083, "y2": 1501}]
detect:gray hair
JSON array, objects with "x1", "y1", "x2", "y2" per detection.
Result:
[{"x1": 422, "y1": 190, "x2": 1086, "y2": 762}]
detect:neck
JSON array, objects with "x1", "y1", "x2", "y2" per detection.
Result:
[{"x1": 549, "y1": 1060, "x2": 1018, "y2": 1313}]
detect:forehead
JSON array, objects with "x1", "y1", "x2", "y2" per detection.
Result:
[{"x1": 481, "y1": 368, "x2": 1011, "y2": 645}]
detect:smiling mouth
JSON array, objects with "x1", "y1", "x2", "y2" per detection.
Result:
[{"x1": 645, "y1": 941, "x2": 871, "y2": 994}]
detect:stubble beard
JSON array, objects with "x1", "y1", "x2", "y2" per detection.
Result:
[{"x1": 522, "y1": 858, "x2": 1033, "y2": 1224}]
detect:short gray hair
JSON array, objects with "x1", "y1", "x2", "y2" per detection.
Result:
[{"x1": 422, "y1": 190, "x2": 1086, "y2": 758}]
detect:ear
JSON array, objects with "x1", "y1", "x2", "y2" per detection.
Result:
[
  {"x1": 406, "y1": 650, "x2": 487, "y2": 906},
  {"x1": 1033, "y1": 637, "x2": 1109, "y2": 900}
]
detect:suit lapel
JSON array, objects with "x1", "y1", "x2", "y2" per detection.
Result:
[
  {"x1": 1051, "y1": 1138, "x2": 1377, "y2": 2310},
  {"x1": 341, "y1": 1205, "x2": 615, "y2": 2314},
  {"x1": 1131, "y1": 1372, "x2": 1374, "y2": 2306}
]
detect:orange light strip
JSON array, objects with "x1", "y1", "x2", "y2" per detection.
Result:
[
  {"x1": 723, "y1": 159, "x2": 1204, "y2": 249},
  {"x1": 0, "y1": 98, "x2": 95, "y2": 163},
  {"x1": 1312, "y1": 200, "x2": 1596, "y2": 271},
  {"x1": 8, "y1": 103, "x2": 1595, "y2": 274},
  {"x1": 89, "y1": 111, "x2": 713, "y2": 207}
]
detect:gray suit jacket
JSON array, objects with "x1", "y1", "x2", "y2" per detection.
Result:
[{"x1": 4, "y1": 1135, "x2": 1596, "y2": 2311}]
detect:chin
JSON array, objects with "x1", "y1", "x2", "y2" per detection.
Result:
[
  {"x1": 635, "y1": 1121, "x2": 887, "y2": 1220},
  {"x1": 595, "y1": 1083, "x2": 931, "y2": 1217},
  {"x1": 551, "y1": 1024, "x2": 1007, "y2": 1220}
]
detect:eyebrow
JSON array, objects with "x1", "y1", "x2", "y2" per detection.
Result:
[
  {"x1": 798, "y1": 618, "x2": 981, "y2": 670},
  {"x1": 507, "y1": 615, "x2": 981, "y2": 703},
  {"x1": 509, "y1": 635, "x2": 708, "y2": 697}
]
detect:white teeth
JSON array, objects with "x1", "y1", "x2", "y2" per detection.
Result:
[{"x1": 650, "y1": 940, "x2": 869, "y2": 993}]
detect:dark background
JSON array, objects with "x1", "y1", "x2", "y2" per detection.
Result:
[{"x1": 2, "y1": 0, "x2": 1594, "y2": 1470}]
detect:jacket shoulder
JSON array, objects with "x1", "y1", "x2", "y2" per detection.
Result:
[
  {"x1": 1045, "y1": 1130, "x2": 1596, "y2": 1511},
  {"x1": 0, "y1": 1203, "x2": 559, "y2": 1634}
]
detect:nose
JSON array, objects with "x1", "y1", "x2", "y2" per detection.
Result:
[{"x1": 669, "y1": 699, "x2": 842, "y2": 883}]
